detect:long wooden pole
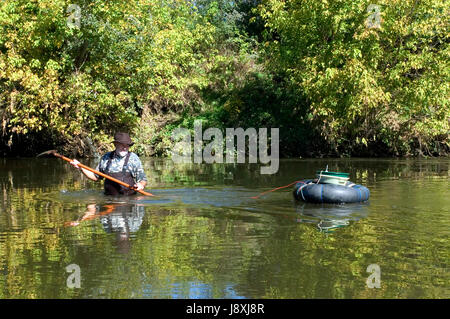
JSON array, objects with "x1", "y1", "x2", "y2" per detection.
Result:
[{"x1": 49, "y1": 151, "x2": 155, "y2": 197}]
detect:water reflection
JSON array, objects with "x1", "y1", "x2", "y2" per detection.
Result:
[
  {"x1": 295, "y1": 203, "x2": 370, "y2": 233},
  {"x1": 168, "y1": 281, "x2": 246, "y2": 299},
  {"x1": 65, "y1": 201, "x2": 146, "y2": 254},
  {"x1": 0, "y1": 157, "x2": 448, "y2": 299}
]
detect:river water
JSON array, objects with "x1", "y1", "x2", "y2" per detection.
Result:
[{"x1": 0, "y1": 157, "x2": 448, "y2": 298}]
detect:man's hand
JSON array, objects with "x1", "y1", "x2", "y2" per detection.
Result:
[
  {"x1": 70, "y1": 159, "x2": 81, "y2": 169},
  {"x1": 69, "y1": 159, "x2": 99, "y2": 182},
  {"x1": 134, "y1": 182, "x2": 145, "y2": 191},
  {"x1": 65, "y1": 221, "x2": 80, "y2": 227}
]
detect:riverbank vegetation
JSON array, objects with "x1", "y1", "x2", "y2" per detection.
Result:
[{"x1": 0, "y1": 0, "x2": 448, "y2": 157}]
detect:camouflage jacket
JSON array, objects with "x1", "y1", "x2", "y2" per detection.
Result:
[{"x1": 95, "y1": 151, "x2": 147, "y2": 183}]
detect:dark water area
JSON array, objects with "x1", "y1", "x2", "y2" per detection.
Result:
[{"x1": 0, "y1": 157, "x2": 448, "y2": 298}]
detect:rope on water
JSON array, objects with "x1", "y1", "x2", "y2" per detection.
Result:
[{"x1": 250, "y1": 180, "x2": 303, "y2": 199}]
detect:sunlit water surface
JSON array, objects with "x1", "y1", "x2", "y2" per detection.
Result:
[{"x1": 0, "y1": 158, "x2": 448, "y2": 298}]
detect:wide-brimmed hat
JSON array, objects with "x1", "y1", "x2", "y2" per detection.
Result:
[{"x1": 112, "y1": 132, "x2": 134, "y2": 146}]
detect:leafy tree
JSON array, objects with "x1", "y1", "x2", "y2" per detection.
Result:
[
  {"x1": 0, "y1": 0, "x2": 218, "y2": 155},
  {"x1": 258, "y1": 0, "x2": 449, "y2": 156},
  {"x1": 0, "y1": 0, "x2": 447, "y2": 157}
]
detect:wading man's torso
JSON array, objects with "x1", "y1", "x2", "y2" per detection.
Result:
[{"x1": 95, "y1": 151, "x2": 147, "y2": 195}]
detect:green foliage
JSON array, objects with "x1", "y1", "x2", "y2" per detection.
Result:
[
  {"x1": 0, "y1": 0, "x2": 219, "y2": 155},
  {"x1": 258, "y1": 0, "x2": 449, "y2": 156},
  {"x1": 0, "y1": 0, "x2": 447, "y2": 157}
]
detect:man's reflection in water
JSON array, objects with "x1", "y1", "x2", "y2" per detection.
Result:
[
  {"x1": 101, "y1": 203, "x2": 145, "y2": 254},
  {"x1": 67, "y1": 201, "x2": 146, "y2": 254}
]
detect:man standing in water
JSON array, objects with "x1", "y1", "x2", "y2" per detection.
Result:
[{"x1": 70, "y1": 132, "x2": 147, "y2": 195}]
